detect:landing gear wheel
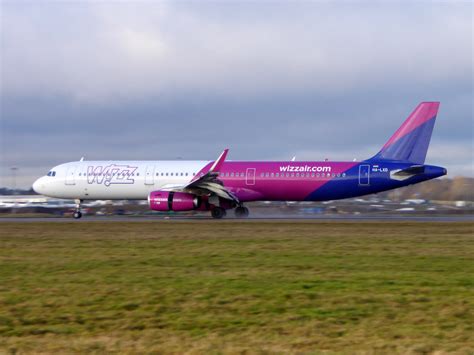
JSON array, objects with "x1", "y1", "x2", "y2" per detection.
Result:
[
  {"x1": 73, "y1": 199, "x2": 83, "y2": 219},
  {"x1": 211, "y1": 207, "x2": 226, "y2": 219},
  {"x1": 235, "y1": 206, "x2": 249, "y2": 218},
  {"x1": 73, "y1": 211, "x2": 82, "y2": 219}
]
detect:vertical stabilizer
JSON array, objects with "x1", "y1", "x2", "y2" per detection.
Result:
[{"x1": 371, "y1": 102, "x2": 440, "y2": 164}]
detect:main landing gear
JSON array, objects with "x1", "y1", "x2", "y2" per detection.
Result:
[
  {"x1": 211, "y1": 207, "x2": 226, "y2": 219},
  {"x1": 73, "y1": 199, "x2": 83, "y2": 219},
  {"x1": 210, "y1": 205, "x2": 250, "y2": 219},
  {"x1": 234, "y1": 206, "x2": 249, "y2": 218}
]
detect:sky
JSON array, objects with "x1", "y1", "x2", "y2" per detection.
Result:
[{"x1": 0, "y1": 1, "x2": 472, "y2": 188}]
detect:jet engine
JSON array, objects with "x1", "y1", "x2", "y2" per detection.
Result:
[{"x1": 149, "y1": 191, "x2": 200, "y2": 211}]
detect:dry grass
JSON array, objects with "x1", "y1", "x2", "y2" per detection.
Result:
[{"x1": 0, "y1": 221, "x2": 473, "y2": 354}]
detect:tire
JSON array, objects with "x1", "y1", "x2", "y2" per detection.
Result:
[
  {"x1": 211, "y1": 207, "x2": 226, "y2": 219},
  {"x1": 73, "y1": 211, "x2": 82, "y2": 219},
  {"x1": 235, "y1": 206, "x2": 249, "y2": 218}
]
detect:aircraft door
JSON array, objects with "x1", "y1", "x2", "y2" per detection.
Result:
[
  {"x1": 65, "y1": 165, "x2": 77, "y2": 185},
  {"x1": 246, "y1": 168, "x2": 256, "y2": 185},
  {"x1": 145, "y1": 165, "x2": 155, "y2": 185},
  {"x1": 359, "y1": 164, "x2": 370, "y2": 186}
]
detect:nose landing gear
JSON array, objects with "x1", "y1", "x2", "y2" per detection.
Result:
[
  {"x1": 73, "y1": 211, "x2": 82, "y2": 219},
  {"x1": 73, "y1": 199, "x2": 83, "y2": 219}
]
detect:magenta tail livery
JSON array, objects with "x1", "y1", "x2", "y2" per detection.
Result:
[{"x1": 33, "y1": 102, "x2": 447, "y2": 219}]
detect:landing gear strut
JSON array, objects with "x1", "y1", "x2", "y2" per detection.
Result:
[
  {"x1": 73, "y1": 199, "x2": 83, "y2": 219},
  {"x1": 234, "y1": 206, "x2": 249, "y2": 218},
  {"x1": 211, "y1": 207, "x2": 226, "y2": 219}
]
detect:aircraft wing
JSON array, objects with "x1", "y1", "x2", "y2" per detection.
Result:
[{"x1": 159, "y1": 149, "x2": 240, "y2": 203}]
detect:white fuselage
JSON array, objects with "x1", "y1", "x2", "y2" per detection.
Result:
[{"x1": 33, "y1": 161, "x2": 210, "y2": 200}]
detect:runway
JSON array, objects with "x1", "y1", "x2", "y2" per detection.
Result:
[{"x1": 0, "y1": 215, "x2": 472, "y2": 223}]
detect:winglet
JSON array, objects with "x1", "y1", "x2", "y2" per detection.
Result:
[{"x1": 209, "y1": 149, "x2": 229, "y2": 173}]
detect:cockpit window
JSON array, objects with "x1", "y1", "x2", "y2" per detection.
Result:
[{"x1": 47, "y1": 171, "x2": 56, "y2": 177}]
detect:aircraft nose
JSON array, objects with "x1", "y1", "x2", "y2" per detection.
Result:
[{"x1": 32, "y1": 177, "x2": 45, "y2": 195}]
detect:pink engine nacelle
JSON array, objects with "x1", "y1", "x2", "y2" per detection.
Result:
[{"x1": 149, "y1": 191, "x2": 200, "y2": 211}]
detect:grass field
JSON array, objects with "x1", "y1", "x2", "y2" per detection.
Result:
[{"x1": 0, "y1": 221, "x2": 473, "y2": 354}]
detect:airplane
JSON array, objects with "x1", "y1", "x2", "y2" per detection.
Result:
[{"x1": 32, "y1": 102, "x2": 447, "y2": 219}]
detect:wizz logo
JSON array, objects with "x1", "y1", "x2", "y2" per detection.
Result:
[{"x1": 87, "y1": 165, "x2": 138, "y2": 187}]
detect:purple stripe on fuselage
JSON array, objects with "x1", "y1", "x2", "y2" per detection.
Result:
[{"x1": 218, "y1": 161, "x2": 358, "y2": 202}]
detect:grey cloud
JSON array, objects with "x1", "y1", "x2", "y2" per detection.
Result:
[{"x1": 2, "y1": 2, "x2": 471, "y2": 100}]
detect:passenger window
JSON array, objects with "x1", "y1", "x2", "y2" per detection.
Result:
[
  {"x1": 296, "y1": 173, "x2": 300, "y2": 177},
  {"x1": 260, "y1": 172, "x2": 264, "y2": 177},
  {"x1": 230, "y1": 172, "x2": 234, "y2": 177},
  {"x1": 276, "y1": 173, "x2": 279, "y2": 177},
  {"x1": 171, "y1": 173, "x2": 173, "y2": 176}
]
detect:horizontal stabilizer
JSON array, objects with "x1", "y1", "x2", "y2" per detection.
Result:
[{"x1": 390, "y1": 165, "x2": 425, "y2": 181}]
